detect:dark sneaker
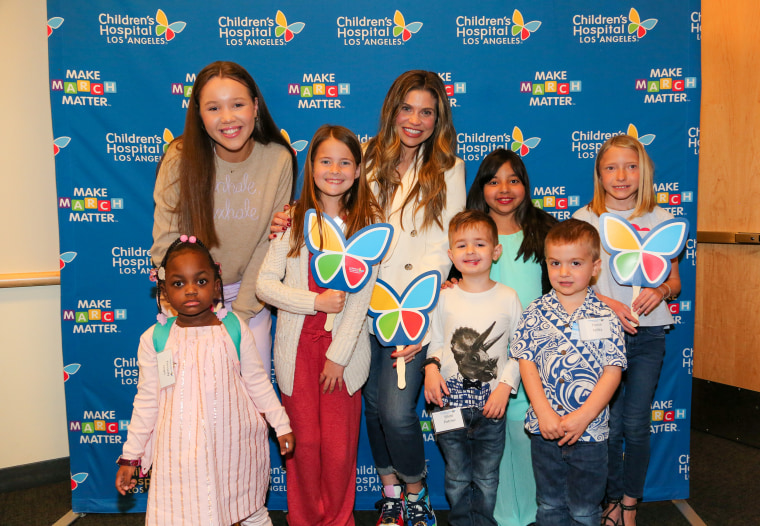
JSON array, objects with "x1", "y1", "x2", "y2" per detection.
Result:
[
  {"x1": 405, "y1": 485, "x2": 436, "y2": 526},
  {"x1": 375, "y1": 485, "x2": 405, "y2": 525}
]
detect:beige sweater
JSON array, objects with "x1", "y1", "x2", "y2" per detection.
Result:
[
  {"x1": 256, "y1": 227, "x2": 377, "y2": 396},
  {"x1": 152, "y1": 141, "x2": 292, "y2": 321}
]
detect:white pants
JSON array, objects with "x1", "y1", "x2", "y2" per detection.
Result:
[
  {"x1": 239, "y1": 507, "x2": 272, "y2": 526},
  {"x1": 223, "y1": 281, "x2": 273, "y2": 376}
]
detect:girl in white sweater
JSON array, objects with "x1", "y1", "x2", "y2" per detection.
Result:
[{"x1": 257, "y1": 125, "x2": 383, "y2": 526}]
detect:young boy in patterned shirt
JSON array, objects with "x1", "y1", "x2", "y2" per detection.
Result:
[{"x1": 511, "y1": 219, "x2": 626, "y2": 526}]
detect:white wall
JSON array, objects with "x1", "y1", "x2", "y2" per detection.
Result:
[{"x1": 0, "y1": 0, "x2": 69, "y2": 468}]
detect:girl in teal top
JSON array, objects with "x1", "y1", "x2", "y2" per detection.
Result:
[{"x1": 466, "y1": 149, "x2": 556, "y2": 526}]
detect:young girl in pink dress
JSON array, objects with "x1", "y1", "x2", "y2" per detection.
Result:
[{"x1": 115, "y1": 236, "x2": 294, "y2": 526}]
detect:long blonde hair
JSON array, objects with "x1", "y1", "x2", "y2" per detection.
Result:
[
  {"x1": 364, "y1": 70, "x2": 457, "y2": 231},
  {"x1": 589, "y1": 134, "x2": 656, "y2": 219}
]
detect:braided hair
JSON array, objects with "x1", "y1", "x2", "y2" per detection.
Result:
[{"x1": 153, "y1": 235, "x2": 224, "y2": 317}]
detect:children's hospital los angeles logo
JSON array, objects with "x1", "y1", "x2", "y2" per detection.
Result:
[
  {"x1": 338, "y1": 10, "x2": 422, "y2": 46},
  {"x1": 99, "y1": 9, "x2": 186, "y2": 45},
  {"x1": 573, "y1": 7, "x2": 657, "y2": 44},
  {"x1": 219, "y1": 10, "x2": 304, "y2": 46},
  {"x1": 455, "y1": 9, "x2": 540, "y2": 46}
]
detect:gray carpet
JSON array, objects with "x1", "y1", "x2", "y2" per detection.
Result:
[{"x1": 1, "y1": 430, "x2": 757, "y2": 525}]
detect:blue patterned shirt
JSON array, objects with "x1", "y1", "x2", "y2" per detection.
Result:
[{"x1": 511, "y1": 288, "x2": 626, "y2": 442}]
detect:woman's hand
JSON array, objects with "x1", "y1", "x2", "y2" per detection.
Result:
[
  {"x1": 597, "y1": 293, "x2": 638, "y2": 335},
  {"x1": 391, "y1": 343, "x2": 423, "y2": 364},
  {"x1": 268, "y1": 204, "x2": 291, "y2": 239}
]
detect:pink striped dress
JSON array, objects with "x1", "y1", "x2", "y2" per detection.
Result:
[{"x1": 122, "y1": 313, "x2": 290, "y2": 525}]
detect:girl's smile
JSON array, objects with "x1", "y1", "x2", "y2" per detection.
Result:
[
  {"x1": 313, "y1": 137, "x2": 360, "y2": 217},
  {"x1": 599, "y1": 146, "x2": 641, "y2": 210},
  {"x1": 483, "y1": 162, "x2": 526, "y2": 220},
  {"x1": 199, "y1": 76, "x2": 258, "y2": 163}
]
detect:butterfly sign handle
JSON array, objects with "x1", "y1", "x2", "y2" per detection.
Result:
[
  {"x1": 630, "y1": 285, "x2": 641, "y2": 326},
  {"x1": 325, "y1": 313, "x2": 336, "y2": 332},
  {"x1": 395, "y1": 345, "x2": 406, "y2": 389}
]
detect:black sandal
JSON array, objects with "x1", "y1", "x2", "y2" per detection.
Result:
[
  {"x1": 601, "y1": 499, "x2": 621, "y2": 526},
  {"x1": 620, "y1": 501, "x2": 638, "y2": 526}
]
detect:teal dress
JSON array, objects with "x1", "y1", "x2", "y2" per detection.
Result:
[{"x1": 491, "y1": 231, "x2": 541, "y2": 526}]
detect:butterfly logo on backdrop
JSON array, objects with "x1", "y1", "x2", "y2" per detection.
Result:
[
  {"x1": 60, "y1": 251, "x2": 77, "y2": 269},
  {"x1": 628, "y1": 8, "x2": 657, "y2": 38},
  {"x1": 155, "y1": 9, "x2": 186, "y2": 41},
  {"x1": 162, "y1": 128, "x2": 174, "y2": 153},
  {"x1": 393, "y1": 11, "x2": 423, "y2": 42},
  {"x1": 54, "y1": 137, "x2": 71, "y2": 156},
  {"x1": 71, "y1": 472, "x2": 88, "y2": 490},
  {"x1": 63, "y1": 363, "x2": 81, "y2": 382},
  {"x1": 511, "y1": 126, "x2": 541, "y2": 156},
  {"x1": 368, "y1": 271, "x2": 441, "y2": 346},
  {"x1": 281, "y1": 130, "x2": 308, "y2": 154},
  {"x1": 512, "y1": 10, "x2": 541, "y2": 41},
  {"x1": 599, "y1": 214, "x2": 689, "y2": 287},
  {"x1": 47, "y1": 17, "x2": 64, "y2": 37},
  {"x1": 627, "y1": 123, "x2": 655, "y2": 146},
  {"x1": 275, "y1": 11, "x2": 306, "y2": 42},
  {"x1": 304, "y1": 209, "x2": 393, "y2": 291}
]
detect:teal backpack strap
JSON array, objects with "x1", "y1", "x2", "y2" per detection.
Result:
[
  {"x1": 221, "y1": 313, "x2": 241, "y2": 360},
  {"x1": 152, "y1": 317, "x2": 177, "y2": 353}
]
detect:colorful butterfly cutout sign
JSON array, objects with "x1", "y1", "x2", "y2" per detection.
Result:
[
  {"x1": 599, "y1": 213, "x2": 689, "y2": 289},
  {"x1": 304, "y1": 209, "x2": 393, "y2": 330},
  {"x1": 368, "y1": 271, "x2": 441, "y2": 388}
]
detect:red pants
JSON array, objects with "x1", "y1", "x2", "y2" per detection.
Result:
[{"x1": 281, "y1": 327, "x2": 362, "y2": 526}]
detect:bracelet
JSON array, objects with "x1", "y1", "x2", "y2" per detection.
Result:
[
  {"x1": 659, "y1": 282, "x2": 672, "y2": 300},
  {"x1": 421, "y1": 358, "x2": 441, "y2": 373},
  {"x1": 116, "y1": 457, "x2": 140, "y2": 467}
]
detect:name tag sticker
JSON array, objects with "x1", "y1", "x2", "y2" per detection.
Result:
[
  {"x1": 157, "y1": 350, "x2": 176, "y2": 388},
  {"x1": 578, "y1": 317, "x2": 612, "y2": 341},
  {"x1": 431, "y1": 407, "x2": 465, "y2": 434}
]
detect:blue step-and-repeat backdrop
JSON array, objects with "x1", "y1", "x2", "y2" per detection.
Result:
[{"x1": 47, "y1": 0, "x2": 701, "y2": 513}]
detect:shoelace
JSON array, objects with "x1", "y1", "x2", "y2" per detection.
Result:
[
  {"x1": 406, "y1": 498, "x2": 433, "y2": 526},
  {"x1": 375, "y1": 496, "x2": 404, "y2": 524}
]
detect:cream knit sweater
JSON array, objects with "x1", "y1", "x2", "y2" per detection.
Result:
[{"x1": 257, "y1": 227, "x2": 376, "y2": 396}]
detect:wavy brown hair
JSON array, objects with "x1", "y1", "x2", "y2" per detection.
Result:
[
  {"x1": 288, "y1": 125, "x2": 383, "y2": 257},
  {"x1": 169, "y1": 61, "x2": 297, "y2": 247},
  {"x1": 364, "y1": 70, "x2": 457, "y2": 232}
]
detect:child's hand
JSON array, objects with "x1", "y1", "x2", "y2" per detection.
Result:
[
  {"x1": 441, "y1": 277, "x2": 459, "y2": 290},
  {"x1": 482, "y1": 383, "x2": 511, "y2": 419},
  {"x1": 559, "y1": 409, "x2": 593, "y2": 446},
  {"x1": 598, "y1": 294, "x2": 638, "y2": 335},
  {"x1": 632, "y1": 286, "x2": 666, "y2": 317},
  {"x1": 391, "y1": 343, "x2": 423, "y2": 364},
  {"x1": 424, "y1": 365, "x2": 449, "y2": 407},
  {"x1": 315, "y1": 289, "x2": 346, "y2": 313},
  {"x1": 268, "y1": 205, "x2": 291, "y2": 240},
  {"x1": 535, "y1": 408, "x2": 564, "y2": 440},
  {"x1": 278, "y1": 432, "x2": 295, "y2": 456},
  {"x1": 115, "y1": 465, "x2": 137, "y2": 496},
  {"x1": 319, "y1": 359, "x2": 345, "y2": 393}
]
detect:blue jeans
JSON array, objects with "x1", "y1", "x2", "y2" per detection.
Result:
[
  {"x1": 363, "y1": 334, "x2": 427, "y2": 482},
  {"x1": 607, "y1": 326, "x2": 666, "y2": 500},
  {"x1": 531, "y1": 435, "x2": 607, "y2": 526},
  {"x1": 436, "y1": 407, "x2": 506, "y2": 526}
]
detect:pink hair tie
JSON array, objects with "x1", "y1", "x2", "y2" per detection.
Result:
[
  {"x1": 189, "y1": 235, "x2": 197, "y2": 243},
  {"x1": 180, "y1": 234, "x2": 188, "y2": 242}
]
